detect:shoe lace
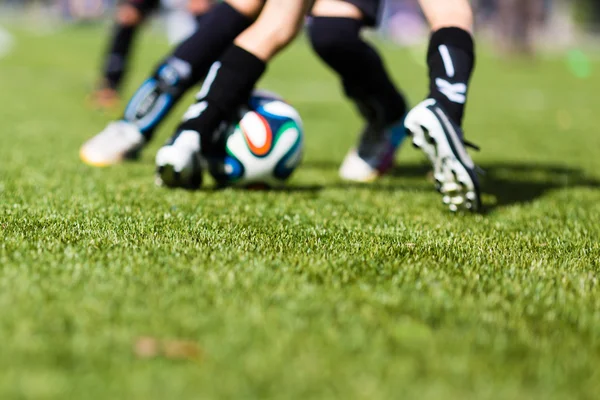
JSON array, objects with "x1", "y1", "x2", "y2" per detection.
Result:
[
  {"x1": 462, "y1": 139, "x2": 486, "y2": 176},
  {"x1": 464, "y1": 140, "x2": 480, "y2": 152}
]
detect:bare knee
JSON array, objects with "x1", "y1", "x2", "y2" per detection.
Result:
[
  {"x1": 418, "y1": 0, "x2": 473, "y2": 32},
  {"x1": 270, "y1": 22, "x2": 303, "y2": 52},
  {"x1": 116, "y1": 4, "x2": 143, "y2": 26},
  {"x1": 264, "y1": 2, "x2": 305, "y2": 49},
  {"x1": 234, "y1": 0, "x2": 309, "y2": 60}
]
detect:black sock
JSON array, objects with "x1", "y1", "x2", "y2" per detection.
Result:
[
  {"x1": 121, "y1": 2, "x2": 253, "y2": 140},
  {"x1": 173, "y1": 2, "x2": 253, "y2": 82},
  {"x1": 178, "y1": 45, "x2": 266, "y2": 151},
  {"x1": 194, "y1": 11, "x2": 206, "y2": 25},
  {"x1": 103, "y1": 24, "x2": 138, "y2": 90},
  {"x1": 309, "y1": 17, "x2": 407, "y2": 128},
  {"x1": 427, "y1": 27, "x2": 475, "y2": 127}
]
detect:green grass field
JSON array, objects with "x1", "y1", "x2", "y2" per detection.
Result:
[{"x1": 1, "y1": 24, "x2": 600, "y2": 400}]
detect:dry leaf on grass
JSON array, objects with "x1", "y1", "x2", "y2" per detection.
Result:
[
  {"x1": 134, "y1": 337, "x2": 160, "y2": 359},
  {"x1": 133, "y1": 337, "x2": 202, "y2": 361},
  {"x1": 162, "y1": 340, "x2": 202, "y2": 360}
]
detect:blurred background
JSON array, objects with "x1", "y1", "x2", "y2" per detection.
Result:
[{"x1": 1, "y1": 0, "x2": 600, "y2": 55}]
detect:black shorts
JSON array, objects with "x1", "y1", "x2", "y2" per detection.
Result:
[
  {"x1": 125, "y1": 0, "x2": 161, "y2": 16},
  {"x1": 337, "y1": 0, "x2": 382, "y2": 27}
]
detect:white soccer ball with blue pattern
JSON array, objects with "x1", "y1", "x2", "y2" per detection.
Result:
[{"x1": 208, "y1": 90, "x2": 304, "y2": 187}]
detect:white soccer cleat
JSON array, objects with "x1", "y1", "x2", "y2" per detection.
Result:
[
  {"x1": 404, "y1": 99, "x2": 481, "y2": 212},
  {"x1": 155, "y1": 130, "x2": 204, "y2": 189},
  {"x1": 339, "y1": 120, "x2": 406, "y2": 183},
  {"x1": 80, "y1": 121, "x2": 145, "y2": 167},
  {"x1": 339, "y1": 150, "x2": 379, "y2": 182}
]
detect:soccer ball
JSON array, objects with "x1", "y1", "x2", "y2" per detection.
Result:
[{"x1": 207, "y1": 90, "x2": 304, "y2": 188}]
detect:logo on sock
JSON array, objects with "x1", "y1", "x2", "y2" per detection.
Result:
[
  {"x1": 183, "y1": 101, "x2": 208, "y2": 122},
  {"x1": 436, "y1": 78, "x2": 467, "y2": 104},
  {"x1": 438, "y1": 45, "x2": 455, "y2": 78},
  {"x1": 196, "y1": 62, "x2": 221, "y2": 100}
]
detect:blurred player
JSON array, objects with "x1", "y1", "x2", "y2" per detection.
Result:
[
  {"x1": 92, "y1": 0, "x2": 213, "y2": 108},
  {"x1": 310, "y1": 0, "x2": 409, "y2": 182},
  {"x1": 81, "y1": 0, "x2": 481, "y2": 211},
  {"x1": 497, "y1": 0, "x2": 543, "y2": 55},
  {"x1": 152, "y1": 0, "x2": 313, "y2": 188},
  {"x1": 157, "y1": 0, "x2": 481, "y2": 210},
  {"x1": 82, "y1": 0, "x2": 408, "y2": 179}
]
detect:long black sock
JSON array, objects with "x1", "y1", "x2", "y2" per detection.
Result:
[
  {"x1": 308, "y1": 17, "x2": 407, "y2": 129},
  {"x1": 177, "y1": 45, "x2": 266, "y2": 152},
  {"x1": 173, "y1": 2, "x2": 253, "y2": 81},
  {"x1": 121, "y1": 2, "x2": 253, "y2": 140},
  {"x1": 103, "y1": 24, "x2": 138, "y2": 90},
  {"x1": 427, "y1": 27, "x2": 475, "y2": 127}
]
